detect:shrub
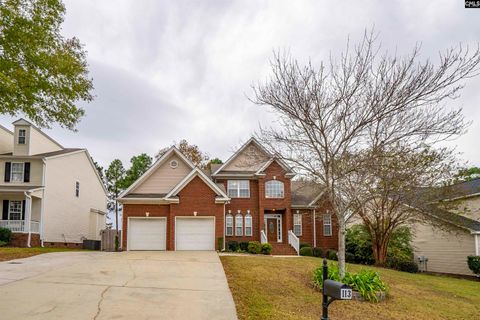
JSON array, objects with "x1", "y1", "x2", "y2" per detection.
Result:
[
  {"x1": 261, "y1": 243, "x2": 273, "y2": 255},
  {"x1": 217, "y1": 237, "x2": 224, "y2": 251},
  {"x1": 300, "y1": 246, "x2": 313, "y2": 256},
  {"x1": 247, "y1": 241, "x2": 262, "y2": 254},
  {"x1": 326, "y1": 249, "x2": 338, "y2": 261},
  {"x1": 0, "y1": 240, "x2": 7, "y2": 247},
  {"x1": 0, "y1": 227, "x2": 12, "y2": 244},
  {"x1": 467, "y1": 256, "x2": 480, "y2": 275},
  {"x1": 313, "y1": 247, "x2": 323, "y2": 258},
  {"x1": 300, "y1": 242, "x2": 311, "y2": 249},
  {"x1": 239, "y1": 242, "x2": 249, "y2": 252},
  {"x1": 313, "y1": 263, "x2": 387, "y2": 302},
  {"x1": 227, "y1": 241, "x2": 239, "y2": 252},
  {"x1": 386, "y1": 257, "x2": 418, "y2": 273},
  {"x1": 345, "y1": 252, "x2": 356, "y2": 263}
]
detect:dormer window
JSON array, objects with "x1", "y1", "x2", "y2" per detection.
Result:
[{"x1": 18, "y1": 129, "x2": 26, "y2": 144}]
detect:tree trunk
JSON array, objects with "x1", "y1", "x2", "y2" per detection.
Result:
[
  {"x1": 372, "y1": 238, "x2": 388, "y2": 266},
  {"x1": 337, "y1": 215, "x2": 346, "y2": 277}
]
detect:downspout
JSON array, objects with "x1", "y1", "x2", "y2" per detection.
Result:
[
  {"x1": 24, "y1": 191, "x2": 32, "y2": 248},
  {"x1": 223, "y1": 202, "x2": 226, "y2": 251},
  {"x1": 475, "y1": 234, "x2": 479, "y2": 256},
  {"x1": 40, "y1": 159, "x2": 47, "y2": 247},
  {"x1": 313, "y1": 208, "x2": 317, "y2": 248}
]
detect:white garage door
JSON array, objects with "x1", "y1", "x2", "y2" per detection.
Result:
[
  {"x1": 176, "y1": 217, "x2": 215, "y2": 251},
  {"x1": 128, "y1": 218, "x2": 166, "y2": 250}
]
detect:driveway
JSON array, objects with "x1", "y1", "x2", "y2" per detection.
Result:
[{"x1": 0, "y1": 251, "x2": 238, "y2": 320}]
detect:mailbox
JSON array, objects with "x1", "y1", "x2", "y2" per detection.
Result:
[{"x1": 323, "y1": 279, "x2": 353, "y2": 300}]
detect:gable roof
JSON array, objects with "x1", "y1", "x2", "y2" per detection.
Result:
[
  {"x1": 433, "y1": 178, "x2": 480, "y2": 202},
  {"x1": 416, "y1": 203, "x2": 480, "y2": 233},
  {"x1": 212, "y1": 137, "x2": 294, "y2": 176},
  {"x1": 165, "y1": 167, "x2": 229, "y2": 200},
  {"x1": 119, "y1": 146, "x2": 195, "y2": 198},
  {"x1": 291, "y1": 181, "x2": 325, "y2": 207},
  {"x1": 13, "y1": 118, "x2": 64, "y2": 149}
]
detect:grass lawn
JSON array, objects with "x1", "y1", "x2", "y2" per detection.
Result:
[
  {"x1": 0, "y1": 247, "x2": 82, "y2": 262},
  {"x1": 220, "y1": 255, "x2": 480, "y2": 320}
]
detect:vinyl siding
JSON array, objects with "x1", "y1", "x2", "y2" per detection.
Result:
[
  {"x1": 0, "y1": 127, "x2": 13, "y2": 154},
  {"x1": 13, "y1": 125, "x2": 30, "y2": 156},
  {"x1": 42, "y1": 151, "x2": 107, "y2": 243},
  {"x1": 0, "y1": 159, "x2": 43, "y2": 187},
  {"x1": 28, "y1": 127, "x2": 62, "y2": 155},
  {"x1": 133, "y1": 154, "x2": 191, "y2": 194},
  {"x1": 448, "y1": 196, "x2": 480, "y2": 221},
  {"x1": 412, "y1": 221, "x2": 475, "y2": 275},
  {"x1": 222, "y1": 143, "x2": 269, "y2": 172}
]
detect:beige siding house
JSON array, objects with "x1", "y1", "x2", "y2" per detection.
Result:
[{"x1": 0, "y1": 119, "x2": 107, "y2": 247}]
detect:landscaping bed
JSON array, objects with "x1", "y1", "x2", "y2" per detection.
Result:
[
  {"x1": 0, "y1": 247, "x2": 83, "y2": 262},
  {"x1": 220, "y1": 255, "x2": 480, "y2": 320}
]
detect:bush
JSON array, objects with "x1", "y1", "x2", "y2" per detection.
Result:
[
  {"x1": 300, "y1": 242, "x2": 311, "y2": 249},
  {"x1": 326, "y1": 249, "x2": 338, "y2": 261},
  {"x1": 0, "y1": 240, "x2": 7, "y2": 247},
  {"x1": 217, "y1": 237, "x2": 224, "y2": 251},
  {"x1": 247, "y1": 241, "x2": 262, "y2": 254},
  {"x1": 300, "y1": 246, "x2": 314, "y2": 256},
  {"x1": 227, "y1": 240, "x2": 239, "y2": 252},
  {"x1": 467, "y1": 256, "x2": 480, "y2": 275},
  {"x1": 261, "y1": 243, "x2": 273, "y2": 255},
  {"x1": 239, "y1": 242, "x2": 249, "y2": 252},
  {"x1": 313, "y1": 247, "x2": 323, "y2": 258},
  {"x1": 0, "y1": 227, "x2": 12, "y2": 245},
  {"x1": 313, "y1": 263, "x2": 387, "y2": 302},
  {"x1": 345, "y1": 252, "x2": 356, "y2": 263},
  {"x1": 386, "y1": 257, "x2": 418, "y2": 273}
]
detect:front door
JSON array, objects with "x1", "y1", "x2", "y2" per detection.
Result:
[{"x1": 266, "y1": 218, "x2": 278, "y2": 242}]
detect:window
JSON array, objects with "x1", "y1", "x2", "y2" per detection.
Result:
[
  {"x1": 226, "y1": 214, "x2": 233, "y2": 236},
  {"x1": 227, "y1": 180, "x2": 250, "y2": 198},
  {"x1": 265, "y1": 180, "x2": 284, "y2": 198},
  {"x1": 323, "y1": 213, "x2": 332, "y2": 236},
  {"x1": 11, "y1": 163, "x2": 24, "y2": 182},
  {"x1": 75, "y1": 181, "x2": 80, "y2": 197},
  {"x1": 235, "y1": 213, "x2": 243, "y2": 236},
  {"x1": 18, "y1": 129, "x2": 26, "y2": 144},
  {"x1": 245, "y1": 213, "x2": 252, "y2": 236},
  {"x1": 293, "y1": 213, "x2": 302, "y2": 236},
  {"x1": 9, "y1": 201, "x2": 22, "y2": 220}
]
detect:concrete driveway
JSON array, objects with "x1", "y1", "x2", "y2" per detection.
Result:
[{"x1": 0, "y1": 251, "x2": 237, "y2": 320}]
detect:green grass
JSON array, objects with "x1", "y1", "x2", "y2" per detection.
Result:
[
  {"x1": 0, "y1": 247, "x2": 83, "y2": 262},
  {"x1": 220, "y1": 256, "x2": 480, "y2": 320}
]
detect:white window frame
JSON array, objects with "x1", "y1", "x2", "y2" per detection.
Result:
[
  {"x1": 75, "y1": 181, "x2": 80, "y2": 197},
  {"x1": 265, "y1": 180, "x2": 284, "y2": 198},
  {"x1": 245, "y1": 213, "x2": 252, "y2": 236},
  {"x1": 11, "y1": 162, "x2": 24, "y2": 182},
  {"x1": 293, "y1": 213, "x2": 302, "y2": 236},
  {"x1": 323, "y1": 213, "x2": 332, "y2": 236},
  {"x1": 227, "y1": 180, "x2": 250, "y2": 198},
  {"x1": 226, "y1": 214, "x2": 233, "y2": 236},
  {"x1": 235, "y1": 213, "x2": 243, "y2": 236},
  {"x1": 18, "y1": 129, "x2": 26, "y2": 145},
  {"x1": 8, "y1": 200, "x2": 22, "y2": 220}
]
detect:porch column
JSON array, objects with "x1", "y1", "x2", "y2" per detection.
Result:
[{"x1": 24, "y1": 192, "x2": 32, "y2": 247}]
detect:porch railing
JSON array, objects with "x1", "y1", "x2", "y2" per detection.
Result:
[
  {"x1": 288, "y1": 230, "x2": 300, "y2": 255},
  {"x1": 0, "y1": 220, "x2": 40, "y2": 233},
  {"x1": 260, "y1": 230, "x2": 268, "y2": 244}
]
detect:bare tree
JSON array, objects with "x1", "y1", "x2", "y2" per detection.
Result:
[
  {"x1": 345, "y1": 146, "x2": 458, "y2": 266},
  {"x1": 252, "y1": 30, "x2": 479, "y2": 275}
]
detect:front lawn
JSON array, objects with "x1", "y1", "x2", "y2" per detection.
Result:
[
  {"x1": 0, "y1": 247, "x2": 82, "y2": 262},
  {"x1": 220, "y1": 256, "x2": 480, "y2": 320}
]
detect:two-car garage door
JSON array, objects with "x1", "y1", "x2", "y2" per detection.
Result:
[{"x1": 128, "y1": 217, "x2": 215, "y2": 251}]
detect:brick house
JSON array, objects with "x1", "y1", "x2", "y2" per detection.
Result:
[{"x1": 118, "y1": 138, "x2": 338, "y2": 255}]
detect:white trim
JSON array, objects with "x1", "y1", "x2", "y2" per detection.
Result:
[
  {"x1": 127, "y1": 217, "x2": 167, "y2": 251},
  {"x1": 225, "y1": 213, "x2": 234, "y2": 236},
  {"x1": 293, "y1": 212, "x2": 302, "y2": 236},
  {"x1": 119, "y1": 147, "x2": 195, "y2": 198},
  {"x1": 264, "y1": 213, "x2": 282, "y2": 242},
  {"x1": 235, "y1": 213, "x2": 243, "y2": 236},
  {"x1": 265, "y1": 180, "x2": 285, "y2": 199},
  {"x1": 227, "y1": 180, "x2": 250, "y2": 198},
  {"x1": 323, "y1": 213, "x2": 332, "y2": 236},
  {"x1": 245, "y1": 213, "x2": 253, "y2": 236},
  {"x1": 308, "y1": 190, "x2": 326, "y2": 207},
  {"x1": 13, "y1": 118, "x2": 64, "y2": 149},
  {"x1": 475, "y1": 234, "x2": 479, "y2": 256},
  {"x1": 119, "y1": 198, "x2": 179, "y2": 204},
  {"x1": 174, "y1": 216, "x2": 216, "y2": 251},
  {"x1": 254, "y1": 157, "x2": 295, "y2": 176},
  {"x1": 10, "y1": 162, "x2": 25, "y2": 182},
  {"x1": 166, "y1": 167, "x2": 229, "y2": 199},
  {"x1": 313, "y1": 209, "x2": 317, "y2": 247},
  {"x1": 7, "y1": 200, "x2": 23, "y2": 221}
]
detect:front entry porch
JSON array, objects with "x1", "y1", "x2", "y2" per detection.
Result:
[{"x1": 262, "y1": 210, "x2": 299, "y2": 255}]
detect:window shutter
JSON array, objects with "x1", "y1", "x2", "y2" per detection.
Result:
[
  {"x1": 24, "y1": 162, "x2": 30, "y2": 182},
  {"x1": 2, "y1": 200, "x2": 8, "y2": 220},
  {"x1": 22, "y1": 200, "x2": 26, "y2": 220},
  {"x1": 4, "y1": 162, "x2": 11, "y2": 182}
]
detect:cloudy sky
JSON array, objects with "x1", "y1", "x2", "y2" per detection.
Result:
[{"x1": 1, "y1": 0, "x2": 479, "y2": 168}]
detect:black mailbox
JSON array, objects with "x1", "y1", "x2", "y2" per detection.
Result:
[{"x1": 323, "y1": 279, "x2": 353, "y2": 300}]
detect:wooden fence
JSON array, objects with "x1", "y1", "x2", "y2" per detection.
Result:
[{"x1": 100, "y1": 229, "x2": 121, "y2": 251}]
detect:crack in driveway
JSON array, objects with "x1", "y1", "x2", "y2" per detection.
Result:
[{"x1": 93, "y1": 286, "x2": 111, "y2": 320}]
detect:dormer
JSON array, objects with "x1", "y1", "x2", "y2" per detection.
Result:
[{"x1": 12, "y1": 119, "x2": 63, "y2": 156}]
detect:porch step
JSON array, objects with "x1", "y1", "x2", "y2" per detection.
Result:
[{"x1": 270, "y1": 243, "x2": 297, "y2": 255}]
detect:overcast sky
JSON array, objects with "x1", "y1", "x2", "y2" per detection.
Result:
[{"x1": 1, "y1": 0, "x2": 479, "y2": 168}]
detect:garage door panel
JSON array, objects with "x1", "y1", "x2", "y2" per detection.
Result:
[
  {"x1": 176, "y1": 218, "x2": 215, "y2": 251},
  {"x1": 129, "y1": 218, "x2": 166, "y2": 251}
]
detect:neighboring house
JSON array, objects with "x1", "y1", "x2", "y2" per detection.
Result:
[
  {"x1": 118, "y1": 138, "x2": 338, "y2": 254},
  {"x1": 0, "y1": 119, "x2": 108, "y2": 247},
  {"x1": 411, "y1": 179, "x2": 480, "y2": 276}
]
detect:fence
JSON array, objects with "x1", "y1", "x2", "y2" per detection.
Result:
[{"x1": 100, "y1": 229, "x2": 121, "y2": 251}]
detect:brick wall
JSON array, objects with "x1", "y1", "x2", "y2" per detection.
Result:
[
  {"x1": 122, "y1": 204, "x2": 169, "y2": 249},
  {"x1": 10, "y1": 233, "x2": 41, "y2": 247}
]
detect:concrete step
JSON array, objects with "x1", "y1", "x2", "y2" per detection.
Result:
[{"x1": 270, "y1": 243, "x2": 297, "y2": 255}]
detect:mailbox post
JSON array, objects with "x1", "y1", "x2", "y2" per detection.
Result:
[{"x1": 321, "y1": 258, "x2": 352, "y2": 320}]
